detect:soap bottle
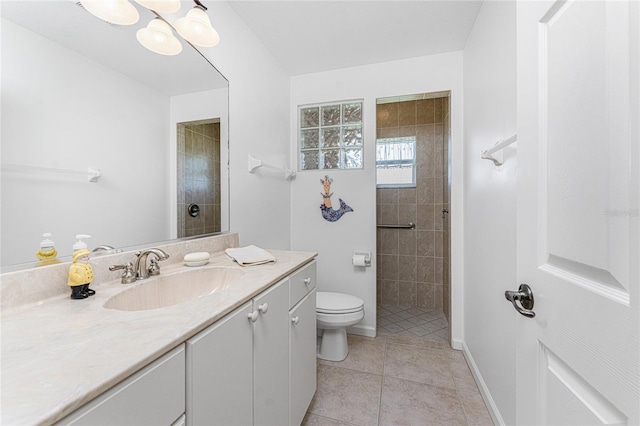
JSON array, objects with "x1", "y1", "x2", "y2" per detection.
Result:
[
  {"x1": 67, "y1": 234, "x2": 95, "y2": 299},
  {"x1": 35, "y1": 233, "x2": 60, "y2": 266}
]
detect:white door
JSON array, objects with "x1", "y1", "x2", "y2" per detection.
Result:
[{"x1": 515, "y1": 1, "x2": 639, "y2": 425}]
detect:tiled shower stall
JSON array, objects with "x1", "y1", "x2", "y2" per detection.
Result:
[
  {"x1": 376, "y1": 96, "x2": 451, "y2": 330},
  {"x1": 177, "y1": 120, "x2": 222, "y2": 238}
]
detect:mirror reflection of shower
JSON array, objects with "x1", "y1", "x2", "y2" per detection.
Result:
[{"x1": 177, "y1": 119, "x2": 221, "y2": 238}]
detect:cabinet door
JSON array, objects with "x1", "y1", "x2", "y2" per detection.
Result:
[
  {"x1": 186, "y1": 301, "x2": 253, "y2": 426},
  {"x1": 252, "y1": 279, "x2": 290, "y2": 426},
  {"x1": 289, "y1": 289, "x2": 317, "y2": 426},
  {"x1": 58, "y1": 345, "x2": 185, "y2": 426}
]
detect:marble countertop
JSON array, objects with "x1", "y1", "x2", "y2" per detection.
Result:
[{"x1": 1, "y1": 249, "x2": 316, "y2": 425}]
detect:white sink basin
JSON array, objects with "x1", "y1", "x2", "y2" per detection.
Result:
[{"x1": 104, "y1": 267, "x2": 244, "y2": 311}]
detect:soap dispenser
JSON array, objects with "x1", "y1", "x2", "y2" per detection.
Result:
[
  {"x1": 67, "y1": 234, "x2": 95, "y2": 299},
  {"x1": 36, "y1": 233, "x2": 59, "y2": 265}
]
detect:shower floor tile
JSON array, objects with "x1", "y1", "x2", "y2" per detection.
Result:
[{"x1": 376, "y1": 305, "x2": 449, "y2": 340}]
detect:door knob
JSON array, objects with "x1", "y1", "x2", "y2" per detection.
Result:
[
  {"x1": 505, "y1": 284, "x2": 536, "y2": 318},
  {"x1": 258, "y1": 303, "x2": 269, "y2": 314}
]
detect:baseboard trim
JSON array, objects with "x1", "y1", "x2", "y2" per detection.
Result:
[
  {"x1": 451, "y1": 337, "x2": 464, "y2": 350},
  {"x1": 347, "y1": 324, "x2": 376, "y2": 338},
  {"x1": 461, "y1": 342, "x2": 505, "y2": 426}
]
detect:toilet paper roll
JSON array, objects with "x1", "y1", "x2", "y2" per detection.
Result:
[{"x1": 352, "y1": 254, "x2": 368, "y2": 267}]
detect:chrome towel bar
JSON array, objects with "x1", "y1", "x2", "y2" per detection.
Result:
[{"x1": 376, "y1": 223, "x2": 415, "y2": 229}]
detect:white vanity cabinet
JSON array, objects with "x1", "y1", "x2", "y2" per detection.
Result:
[
  {"x1": 185, "y1": 278, "x2": 291, "y2": 426},
  {"x1": 289, "y1": 261, "x2": 317, "y2": 426},
  {"x1": 57, "y1": 345, "x2": 186, "y2": 426},
  {"x1": 186, "y1": 301, "x2": 254, "y2": 426},
  {"x1": 252, "y1": 278, "x2": 291, "y2": 425}
]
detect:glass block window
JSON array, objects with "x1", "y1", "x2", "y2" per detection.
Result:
[
  {"x1": 376, "y1": 136, "x2": 416, "y2": 187},
  {"x1": 299, "y1": 101, "x2": 363, "y2": 170}
]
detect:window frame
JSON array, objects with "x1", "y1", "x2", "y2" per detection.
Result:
[
  {"x1": 375, "y1": 136, "x2": 417, "y2": 188},
  {"x1": 298, "y1": 100, "x2": 364, "y2": 171}
]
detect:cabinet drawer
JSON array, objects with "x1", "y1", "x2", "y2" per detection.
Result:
[
  {"x1": 289, "y1": 260, "x2": 316, "y2": 309},
  {"x1": 58, "y1": 345, "x2": 185, "y2": 426}
]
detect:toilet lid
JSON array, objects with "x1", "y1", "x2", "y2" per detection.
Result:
[{"x1": 316, "y1": 292, "x2": 364, "y2": 314}]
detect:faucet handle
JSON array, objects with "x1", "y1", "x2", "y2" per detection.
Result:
[
  {"x1": 109, "y1": 262, "x2": 136, "y2": 284},
  {"x1": 148, "y1": 258, "x2": 161, "y2": 276}
]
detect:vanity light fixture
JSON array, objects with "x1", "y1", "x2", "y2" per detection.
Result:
[
  {"x1": 175, "y1": 0, "x2": 220, "y2": 47},
  {"x1": 134, "y1": 0, "x2": 181, "y2": 14},
  {"x1": 80, "y1": 0, "x2": 140, "y2": 25},
  {"x1": 136, "y1": 18, "x2": 182, "y2": 55}
]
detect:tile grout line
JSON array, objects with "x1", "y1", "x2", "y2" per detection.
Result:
[
  {"x1": 377, "y1": 334, "x2": 388, "y2": 426},
  {"x1": 445, "y1": 351, "x2": 472, "y2": 426}
]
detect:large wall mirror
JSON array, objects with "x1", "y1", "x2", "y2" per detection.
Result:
[{"x1": 0, "y1": 1, "x2": 229, "y2": 270}]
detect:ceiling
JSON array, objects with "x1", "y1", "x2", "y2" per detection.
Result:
[
  {"x1": 228, "y1": 0, "x2": 483, "y2": 76},
  {"x1": 1, "y1": 1, "x2": 482, "y2": 91}
]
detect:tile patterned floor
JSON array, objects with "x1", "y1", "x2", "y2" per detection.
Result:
[
  {"x1": 303, "y1": 310, "x2": 494, "y2": 426},
  {"x1": 376, "y1": 305, "x2": 449, "y2": 340}
]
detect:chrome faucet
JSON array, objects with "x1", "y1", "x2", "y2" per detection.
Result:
[
  {"x1": 134, "y1": 248, "x2": 170, "y2": 280},
  {"x1": 91, "y1": 245, "x2": 121, "y2": 257},
  {"x1": 92, "y1": 245, "x2": 115, "y2": 253}
]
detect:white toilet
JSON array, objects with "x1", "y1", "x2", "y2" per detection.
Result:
[{"x1": 316, "y1": 291, "x2": 365, "y2": 361}]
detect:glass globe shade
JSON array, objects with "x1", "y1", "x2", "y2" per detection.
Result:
[
  {"x1": 136, "y1": 18, "x2": 182, "y2": 56},
  {"x1": 175, "y1": 7, "x2": 220, "y2": 47},
  {"x1": 80, "y1": 0, "x2": 139, "y2": 25}
]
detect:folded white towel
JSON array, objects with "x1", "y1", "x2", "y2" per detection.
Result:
[{"x1": 225, "y1": 245, "x2": 276, "y2": 266}]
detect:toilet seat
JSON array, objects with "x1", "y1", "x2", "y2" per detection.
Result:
[{"x1": 316, "y1": 292, "x2": 364, "y2": 314}]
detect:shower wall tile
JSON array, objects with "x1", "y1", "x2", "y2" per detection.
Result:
[
  {"x1": 399, "y1": 125, "x2": 417, "y2": 138},
  {"x1": 416, "y1": 203, "x2": 435, "y2": 230},
  {"x1": 417, "y1": 231, "x2": 435, "y2": 257},
  {"x1": 434, "y1": 285, "x2": 443, "y2": 310},
  {"x1": 379, "y1": 255, "x2": 399, "y2": 280},
  {"x1": 381, "y1": 280, "x2": 400, "y2": 306},
  {"x1": 398, "y1": 100, "x2": 416, "y2": 126},
  {"x1": 377, "y1": 97, "x2": 449, "y2": 309},
  {"x1": 377, "y1": 127, "x2": 399, "y2": 139},
  {"x1": 434, "y1": 232, "x2": 444, "y2": 257},
  {"x1": 380, "y1": 204, "x2": 399, "y2": 224},
  {"x1": 398, "y1": 188, "x2": 416, "y2": 204},
  {"x1": 417, "y1": 99, "x2": 435, "y2": 125},
  {"x1": 434, "y1": 98, "x2": 443, "y2": 123},
  {"x1": 379, "y1": 188, "x2": 399, "y2": 204},
  {"x1": 398, "y1": 256, "x2": 417, "y2": 282},
  {"x1": 416, "y1": 178, "x2": 434, "y2": 205},
  {"x1": 378, "y1": 229, "x2": 399, "y2": 254},
  {"x1": 417, "y1": 257, "x2": 434, "y2": 283},
  {"x1": 398, "y1": 281, "x2": 417, "y2": 307},
  {"x1": 377, "y1": 103, "x2": 399, "y2": 128},
  {"x1": 398, "y1": 204, "x2": 416, "y2": 226},
  {"x1": 417, "y1": 282, "x2": 434, "y2": 309},
  {"x1": 398, "y1": 232, "x2": 416, "y2": 256}
]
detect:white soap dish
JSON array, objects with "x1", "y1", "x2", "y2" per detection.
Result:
[
  {"x1": 184, "y1": 252, "x2": 210, "y2": 267},
  {"x1": 185, "y1": 260, "x2": 209, "y2": 267}
]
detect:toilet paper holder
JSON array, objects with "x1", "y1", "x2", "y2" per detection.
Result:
[{"x1": 352, "y1": 251, "x2": 372, "y2": 267}]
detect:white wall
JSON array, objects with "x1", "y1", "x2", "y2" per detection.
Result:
[
  {"x1": 201, "y1": 2, "x2": 292, "y2": 250},
  {"x1": 170, "y1": 87, "x2": 230, "y2": 237},
  {"x1": 462, "y1": 2, "x2": 517, "y2": 424},
  {"x1": 1, "y1": 18, "x2": 170, "y2": 265},
  {"x1": 290, "y1": 52, "x2": 464, "y2": 338}
]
